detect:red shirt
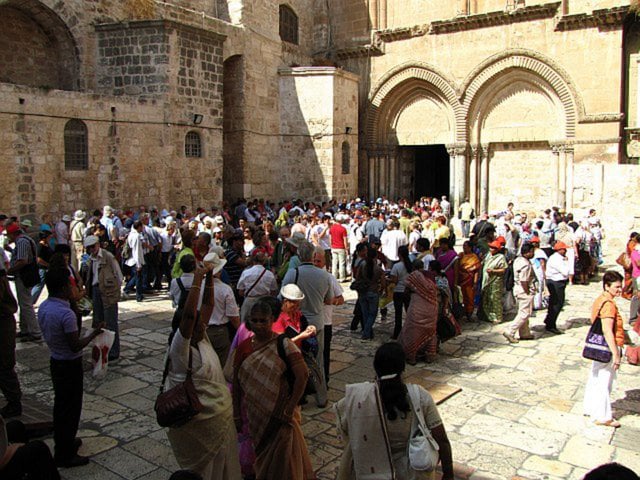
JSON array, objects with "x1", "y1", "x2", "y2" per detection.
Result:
[{"x1": 329, "y1": 223, "x2": 348, "y2": 249}]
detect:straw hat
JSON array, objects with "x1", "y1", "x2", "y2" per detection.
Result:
[
  {"x1": 281, "y1": 284, "x2": 305, "y2": 301},
  {"x1": 203, "y1": 252, "x2": 227, "y2": 275}
]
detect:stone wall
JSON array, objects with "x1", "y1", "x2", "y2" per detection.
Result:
[
  {"x1": 0, "y1": 84, "x2": 222, "y2": 216},
  {"x1": 278, "y1": 67, "x2": 359, "y2": 200}
]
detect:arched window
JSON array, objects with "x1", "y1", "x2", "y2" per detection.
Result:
[
  {"x1": 342, "y1": 141, "x2": 350, "y2": 174},
  {"x1": 185, "y1": 131, "x2": 202, "y2": 158},
  {"x1": 64, "y1": 119, "x2": 88, "y2": 170},
  {"x1": 279, "y1": 5, "x2": 298, "y2": 45}
]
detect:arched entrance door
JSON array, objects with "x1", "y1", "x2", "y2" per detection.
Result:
[{"x1": 366, "y1": 65, "x2": 464, "y2": 204}]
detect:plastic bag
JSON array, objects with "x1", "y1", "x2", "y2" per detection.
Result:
[{"x1": 92, "y1": 330, "x2": 115, "y2": 378}]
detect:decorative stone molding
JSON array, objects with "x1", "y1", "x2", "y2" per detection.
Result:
[
  {"x1": 555, "y1": 6, "x2": 629, "y2": 32},
  {"x1": 446, "y1": 143, "x2": 468, "y2": 157},
  {"x1": 366, "y1": 62, "x2": 464, "y2": 146},
  {"x1": 579, "y1": 113, "x2": 625, "y2": 124},
  {"x1": 375, "y1": 24, "x2": 428, "y2": 42},
  {"x1": 429, "y1": 2, "x2": 561, "y2": 35},
  {"x1": 461, "y1": 50, "x2": 579, "y2": 138},
  {"x1": 333, "y1": 44, "x2": 383, "y2": 61}
]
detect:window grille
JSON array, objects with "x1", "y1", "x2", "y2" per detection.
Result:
[
  {"x1": 279, "y1": 5, "x2": 299, "y2": 45},
  {"x1": 185, "y1": 131, "x2": 202, "y2": 158},
  {"x1": 64, "y1": 119, "x2": 88, "y2": 170}
]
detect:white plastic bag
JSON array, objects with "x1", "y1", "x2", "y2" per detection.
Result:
[{"x1": 92, "y1": 330, "x2": 115, "y2": 378}]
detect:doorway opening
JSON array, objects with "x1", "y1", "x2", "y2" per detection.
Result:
[{"x1": 411, "y1": 145, "x2": 449, "y2": 199}]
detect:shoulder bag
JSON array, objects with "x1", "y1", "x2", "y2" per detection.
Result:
[
  {"x1": 19, "y1": 238, "x2": 40, "y2": 288},
  {"x1": 407, "y1": 384, "x2": 440, "y2": 471},
  {"x1": 155, "y1": 347, "x2": 203, "y2": 428},
  {"x1": 582, "y1": 316, "x2": 612, "y2": 364}
]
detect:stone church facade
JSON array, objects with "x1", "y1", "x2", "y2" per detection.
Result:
[{"x1": 1, "y1": 0, "x2": 640, "y2": 244}]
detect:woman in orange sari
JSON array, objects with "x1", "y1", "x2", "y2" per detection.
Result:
[
  {"x1": 456, "y1": 241, "x2": 481, "y2": 320},
  {"x1": 233, "y1": 298, "x2": 314, "y2": 480},
  {"x1": 397, "y1": 269, "x2": 439, "y2": 365}
]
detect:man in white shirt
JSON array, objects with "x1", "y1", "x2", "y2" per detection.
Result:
[
  {"x1": 379, "y1": 219, "x2": 408, "y2": 268},
  {"x1": 124, "y1": 221, "x2": 146, "y2": 302},
  {"x1": 54, "y1": 215, "x2": 71, "y2": 245},
  {"x1": 237, "y1": 252, "x2": 278, "y2": 322},
  {"x1": 544, "y1": 241, "x2": 571, "y2": 334},
  {"x1": 203, "y1": 252, "x2": 239, "y2": 368},
  {"x1": 503, "y1": 243, "x2": 536, "y2": 343},
  {"x1": 312, "y1": 247, "x2": 344, "y2": 385}
]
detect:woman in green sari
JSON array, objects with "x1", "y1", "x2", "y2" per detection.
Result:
[{"x1": 479, "y1": 240, "x2": 508, "y2": 324}]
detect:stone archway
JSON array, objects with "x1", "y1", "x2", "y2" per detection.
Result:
[
  {"x1": 0, "y1": 0, "x2": 79, "y2": 90},
  {"x1": 463, "y1": 52, "x2": 578, "y2": 213},
  {"x1": 365, "y1": 63, "x2": 466, "y2": 204}
]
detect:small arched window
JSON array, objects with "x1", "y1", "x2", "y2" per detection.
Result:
[
  {"x1": 185, "y1": 131, "x2": 202, "y2": 158},
  {"x1": 64, "y1": 119, "x2": 88, "y2": 170},
  {"x1": 279, "y1": 5, "x2": 299, "y2": 45},
  {"x1": 342, "y1": 141, "x2": 350, "y2": 174}
]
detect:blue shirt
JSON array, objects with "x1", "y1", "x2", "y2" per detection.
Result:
[{"x1": 38, "y1": 297, "x2": 81, "y2": 360}]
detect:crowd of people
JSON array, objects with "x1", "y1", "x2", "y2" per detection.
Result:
[{"x1": 0, "y1": 194, "x2": 635, "y2": 480}]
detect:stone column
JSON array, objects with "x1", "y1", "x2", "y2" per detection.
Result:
[
  {"x1": 389, "y1": 154, "x2": 397, "y2": 199},
  {"x1": 448, "y1": 146, "x2": 455, "y2": 206},
  {"x1": 480, "y1": 145, "x2": 490, "y2": 214},
  {"x1": 380, "y1": 0, "x2": 387, "y2": 29},
  {"x1": 552, "y1": 146, "x2": 561, "y2": 206},
  {"x1": 370, "y1": 0, "x2": 379, "y2": 29},
  {"x1": 368, "y1": 152, "x2": 376, "y2": 201},
  {"x1": 558, "y1": 146, "x2": 567, "y2": 209},
  {"x1": 565, "y1": 146, "x2": 574, "y2": 210},
  {"x1": 456, "y1": 146, "x2": 467, "y2": 211},
  {"x1": 378, "y1": 154, "x2": 386, "y2": 198},
  {"x1": 470, "y1": 145, "x2": 479, "y2": 212}
]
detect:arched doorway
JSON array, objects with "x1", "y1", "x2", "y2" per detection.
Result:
[
  {"x1": 366, "y1": 65, "x2": 464, "y2": 203},
  {"x1": 465, "y1": 54, "x2": 577, "y2": 213}
]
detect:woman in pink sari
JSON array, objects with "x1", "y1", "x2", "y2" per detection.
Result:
[
  {"x1": 435, "y1": 238, "x2": 457, "y2": 295},
  {"x1": 397, "y1": 269, "x2": 439, "y2": 365}
]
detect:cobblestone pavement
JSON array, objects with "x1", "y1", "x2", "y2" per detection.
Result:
[{"x1": 13, "y1": 258, "x2": 640, "y2": 480}]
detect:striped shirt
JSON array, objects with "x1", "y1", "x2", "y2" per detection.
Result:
[{"x1": 10, "y1": 234, "x2": 36, "y2": 268}]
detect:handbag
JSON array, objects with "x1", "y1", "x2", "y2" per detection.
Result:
[
  {"x1": 19, "y1": 238, "x2": 40, "y2": 289},
  {"x1": 407, "y1": 384, "x2": 439, "y2": 471},
  {"x1": 582, "y1": 317, "x2": 612, "y2": 364},
  {"x1": 616, "y1": 251, "x2": 631, "y2": 271},
  {"x1": 154, "y1": 347, "x2": 203, "y2": 428},
  {"x1": 277, "y1": 334, "x2": 322, "y2": 395}
]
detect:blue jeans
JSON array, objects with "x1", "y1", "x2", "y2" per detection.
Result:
[
  {"x1": 125, "y1": 269, "x2": 143, "y2": 301},
  {"x1": 30, "y1": 268, "x2": 47, "y2": 304},
  {"x1": 359, "y1": 291, "x2": 379, "y2": 339},
  {"x1": 92, "y1": 286, "x2": 120, "y2": 360}
]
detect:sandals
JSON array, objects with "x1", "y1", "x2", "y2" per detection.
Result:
[{"x1": 595, "y1": 419, "x2": 621, "y2": 428}]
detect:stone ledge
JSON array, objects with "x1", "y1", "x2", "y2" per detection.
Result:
[
  {"x1": 376, "y1": 24, "x2": 428, "y2": 42},
  {"x1": 429, "y1": 2, "x2": 561, "y2": 35},
  {"x1": 333, "y1": 44, "x2": 383, "y2": 61},
  {"x1": 555, "y1": 6, "x2": 630, "y2": 31}
]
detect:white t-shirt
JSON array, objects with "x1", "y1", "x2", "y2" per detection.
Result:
[
  {"x1": 209, "y1": 278, "x2": 239, "y2": 326},
  {"x1": 390, "y1": 261, "x2": 410, "y2": 293},
  {"x1": 323, "y1": 275, "x2": 344, "y2": 326},
  {"x1": 380, "y1": 229, "x2": 408, "y2": 262}
]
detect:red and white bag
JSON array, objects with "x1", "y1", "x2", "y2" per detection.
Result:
[{"x1": 92, "y1": 330, "x2": 116, "y2": 378}]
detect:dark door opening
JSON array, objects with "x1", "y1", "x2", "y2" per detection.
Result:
[{"x1": 412, "y1": 145, "x2": 449, "y2": 199}]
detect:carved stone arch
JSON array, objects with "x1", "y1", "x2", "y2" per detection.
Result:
[
  {"x1": 461, "y1": 50, "x2": 582, "y2": 138},
  {"x1": 366, "y1": 63, "x2": 465, "y2": 145},
  {"x1": 0, "y1": 0, "x2": 80, "y2": 90}
]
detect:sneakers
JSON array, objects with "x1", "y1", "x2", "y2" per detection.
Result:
[
  {"x1": 0, "y1": 402, "x2": 22, "y2": 418},
  {"x1": 502, "y1": 332, "x2": 519, "y2": 344}
]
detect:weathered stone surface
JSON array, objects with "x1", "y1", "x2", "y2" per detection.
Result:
[
  {"x1": 522, "y1": 455, "x2": 572, "y2": 478},
  {"x1": 460, "y1": 414, "x2": 568, "y2": 456},
  {"x1": 559, "y1": 436, "x2": 615, "y2": 470}
]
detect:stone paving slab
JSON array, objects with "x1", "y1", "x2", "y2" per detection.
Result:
[{"x1": 10, "y1": 256, "x2": 640, "y2": 479}]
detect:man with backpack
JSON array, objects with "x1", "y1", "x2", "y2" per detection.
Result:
[
  {"x1": 6, "y1": 222, "x2": 41, "y2": 341},
  {"x1": 503, "y1": 243, "x2": 536, "y2": 343}
]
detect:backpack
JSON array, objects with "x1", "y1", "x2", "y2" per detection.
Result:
[
  {"x1": 168, "y1": 278, "x2": 190, "y2": 345},
  {"x1": 504, "y1": 260, "x2": 515, "y2": 292},
  {"x1": 121, "y1": 240, "x2": 132, "y2": 261}
]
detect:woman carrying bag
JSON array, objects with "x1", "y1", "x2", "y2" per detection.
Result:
[
  {"x1": 335, "y1": 342, "x2": 453, "y2": 479},
  {"x1": 164, "y1": 261, "x2": 241, "y2": 479},
  {"x1": 583, "y1": 270, "x2": 625, "y2": 428}
]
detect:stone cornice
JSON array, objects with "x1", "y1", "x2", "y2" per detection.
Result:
[
  {"x1": 579, "y1": 113, "x2": 625, "y2": 124},
  {"x1": 95, "y1": 19, "x2": 226, "y2": 42},
  {"x1": 334, "y1": 44, "x2": 383, "y2": 61},
  {"x1": 376, "y1": 25, "x2": 428, "y2": 43},
  {"x1": 554, "y1": 6, "x2": 630, "y2": 31},
  {"x1": 429, "y1": 2, "x2": 561, "y2": 35}
]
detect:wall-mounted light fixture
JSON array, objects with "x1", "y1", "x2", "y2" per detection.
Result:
[{"x1": 192, "y1": 114, "x2": 204, "y2": 125}]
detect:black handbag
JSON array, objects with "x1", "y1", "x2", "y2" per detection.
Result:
[
  {"x1": 155, "y1": 347, "x2": 203, "y2": 428},
  {"x1": 582, "y1": 317, "x2": 612, "y2": 364},
  {"x1": 437, "y1": 312, "x2": 457, "y2": 343},
  {"x1": 19, "y1": 239, "x2": 40, "y2": 289}
]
